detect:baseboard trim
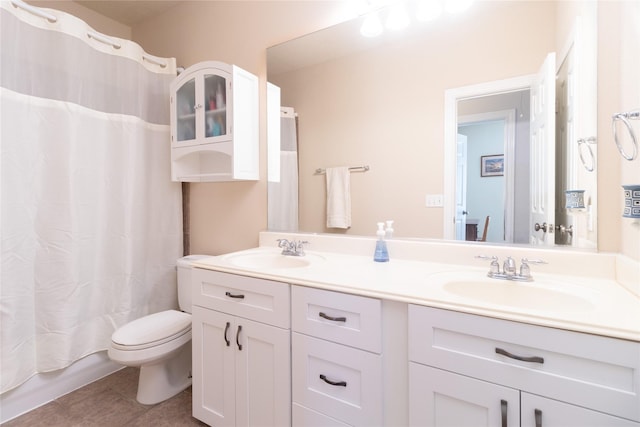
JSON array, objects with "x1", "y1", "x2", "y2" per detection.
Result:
[{"x1": 0, "y1": 351, "x2": 122, "y2": 423}]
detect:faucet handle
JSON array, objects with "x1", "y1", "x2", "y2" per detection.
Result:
[
  {"x1": 475, "y1": 255, "x2": 500, "y2": 274},
  {"x1": 277, "y1": 238, "x2": 290, "y2": 248},
  {"x1": 519, "y1": 258, "x2": 547, "y2": 278},
  {"x1": 296, "y1": 240, "x2": 309, "y2": 255},
  {"x1": 503, "y1": 256, "x2": 517, "y2": 276}
]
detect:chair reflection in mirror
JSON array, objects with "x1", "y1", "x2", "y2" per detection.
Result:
[{"x1": 477, "y1": 215, "x2": 490, "y2": 242}]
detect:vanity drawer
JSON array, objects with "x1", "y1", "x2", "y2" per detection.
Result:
[
  {"x1": 192, "y1": 268, "x2": 290, "y2": 328},
  {"x1": 408, "y1": 305, "x2": 640, "y2": 422},
  {"x1": 292, "y1": 403, "x2": 351, "y2": 427},
  {"x1": 292, "y1": 332, "x2": 382, "y2": 427},
  {"x1": 292, "y1": 286, "x2": 382, "y2": 353}
]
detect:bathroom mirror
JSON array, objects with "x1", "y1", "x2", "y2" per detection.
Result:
[{"x1": 267, "y1": 0, "x2": 598, "y2": 249}]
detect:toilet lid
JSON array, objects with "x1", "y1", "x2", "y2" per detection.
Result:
[{"x1": 112, "y1": 310, "x2": 191, "y2": 347}]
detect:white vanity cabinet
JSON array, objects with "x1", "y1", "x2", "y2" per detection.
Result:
[
  {"x1": 170, "y1": 61, "x2": 258, "y2": 182},
  {"x1": 191, "y1": 269, "x2": 290, "y2": 427},
  {"x1": 408, "y1": 305, "x2": 640, "y2": 427},
  {"x1": 291, "y1": 286, "x2": 383, "y2": 427}
]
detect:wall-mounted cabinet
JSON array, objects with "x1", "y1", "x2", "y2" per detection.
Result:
[{"x1": 170, "y1": 61, "x2": 258, "y2": 182}]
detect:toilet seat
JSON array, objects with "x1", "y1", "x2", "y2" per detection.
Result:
[{"x1": 111, "y1": 310, "x2": 192, "y2": 351}]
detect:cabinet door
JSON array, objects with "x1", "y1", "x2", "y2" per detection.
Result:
[
  {"x1": 235, "y1": 317, "x2": 291, "y2": 427},
  {"x1": 172, "y1": 67, "x2": 231, "y2": 148},
  {"x1": 192, "y1": 306, "x2": 236, "y2": 427},
  {"x1": 521, "y1": 393, "x2": 639, "y2": 427},
  {"x1": 409, "y1": 363, "x2": 519, "y2": 427},
  {"x1": 202, "y1": 70, "x2": 229, "y2": 141},
  {"x1": 174, "y1": 74, "x2": 196, "y2": 143}
]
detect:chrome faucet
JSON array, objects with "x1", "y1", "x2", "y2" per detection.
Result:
[
  {"x1": 503, "y1": 256, "x2": 517, "y2": 277},
  {"x1": 476, "y1": 255, "x2": 546, "y2": 282},
  {"x1": 277, "y1": 239, "x2": 308, "y2": 256}
]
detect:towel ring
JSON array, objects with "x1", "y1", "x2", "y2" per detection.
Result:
[
  {"x1": 577, "y1": 137, "x2": 596, "y2": 172},
  {"x1": 612, "y1": 111, "x2": 639, "y2": 161}
]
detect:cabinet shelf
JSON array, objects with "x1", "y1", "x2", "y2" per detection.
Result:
[
  {"x1": 177, "y1": 113, "x2": 196, "y2": 121},
  {"x1": 177, "y1": 107, "x2": 227, "y2": 121}
]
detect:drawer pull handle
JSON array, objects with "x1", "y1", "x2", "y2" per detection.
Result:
[
  {"x1": 224, "y1": 321, "x2": 230, "y2": 347},
  {"x1": 319, "y1": 374, "x2": 347, "y2": 387},
  {"x1": 225, "y1": 291, "x2": 245, "y2": 299},
  {"x1": 236, "y1": 325, "x2": 243, "y2": 351},
  {"x1": 495, "y1": 347, "x2": 544, "y2": 364},
  {"x1": 319, "y1": 312, "x2": 347, "y2": 322},
  {"x1": 535, "y1": 409, "x2": 542, "y2": 427},
  {"x1": 501, "y1": 400, "x2": 508, "y2": 427}
]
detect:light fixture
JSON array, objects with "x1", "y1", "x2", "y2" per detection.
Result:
[
  {"x1": 386, "y1": 2, "x2": 410, "y2": 30},
  {"x1": 360, "y1": 11, "x2": 384, "y2": 37},
  {"x1": 444, "y1": 0, "x2": 474, "y2": 14},
  {"x1": 416, "y1": 0, "x2": 443, "y2": 22}
]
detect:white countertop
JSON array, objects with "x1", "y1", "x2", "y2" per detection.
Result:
[{"x1": 192, "y1": 238, "x2": 640, "y2": 343}]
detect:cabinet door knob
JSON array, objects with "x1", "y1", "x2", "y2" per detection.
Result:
[
  {"x1": 534, "y1": 222, "x2": 548, "y2": 232},
  {"x1": 225, "y1": 291, "x2": 245, "y2": 299},
  {"x1": 501, "y1": 400, "x2": 508, "y2": 427},
  {"x1": 319, "y1": 374, "x2": 347, "y2": 387},
  {"x1": 319, "y1": 312, "x2": 347, "y2": 322},
  {"x1": 495, "y1": 347, "x2": 544, "y2": 364},
  {"x1": 224, "y1": 321, "x2": 230, "y2": 347},
  {"x1": 236, "y1": 325, "x2": 243, "y2": 351},
  {"x1": 535, "y1": 409, "x2": 543, "y2": 427}
]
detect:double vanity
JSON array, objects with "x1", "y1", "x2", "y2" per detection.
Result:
[{"x1": 189, "y1": 232, "x2": 640, "y2": 427}]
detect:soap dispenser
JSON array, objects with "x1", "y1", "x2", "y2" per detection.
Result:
[
  {"x1": 374, "y1": 222, "x2": 390, "y2": 262},
  {"x1": 385, "y1": 220, "x2": 394, "y2": 239}
]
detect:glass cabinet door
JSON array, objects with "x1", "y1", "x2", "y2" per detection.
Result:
[
  {"x1": 175, "y1": 77, "x2": 196, "y2": 142},
  {"x1": 203, "y1": 73, "x2": 227, "y2": 139}
]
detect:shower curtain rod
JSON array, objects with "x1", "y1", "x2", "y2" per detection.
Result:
[
  {"x1": 10, "y1": 0, "x2": 170, "y2": 69},
  {"x1": 10, "y1": 0, "x2": 57, "y2": 22},
  {"x1": 315, "y1": 165, "x2": 370, "y2": 175},
  {"x1": 87, "y1": 30, "x2": 122, "y2": 49}
]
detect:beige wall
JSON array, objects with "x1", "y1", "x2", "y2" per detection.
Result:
[
  {"x1": 598, "y1": 1, "x2": 640, "y2": 260},
  {"x1": 271, "y1": 1, "x2": 555, "y2": 238}
]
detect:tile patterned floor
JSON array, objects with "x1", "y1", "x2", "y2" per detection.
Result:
[{"x1": 2, "y1": 367, "x2": 207, "y2": 426}]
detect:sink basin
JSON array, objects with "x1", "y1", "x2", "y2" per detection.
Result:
[
  {"x1": 224, "y1": 251, "x2": 322, "y2": 269},
  {"x1": 431, "y1": 272, "x2": 596, "y2": 313}
]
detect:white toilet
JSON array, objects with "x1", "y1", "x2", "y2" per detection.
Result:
[{"x1": 108, "y1": 255, "x2": 207, "y2": 405}]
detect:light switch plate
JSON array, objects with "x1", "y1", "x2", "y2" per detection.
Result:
[{"x1": 425, "y1": 194, "x2": 444, "y2": 207}]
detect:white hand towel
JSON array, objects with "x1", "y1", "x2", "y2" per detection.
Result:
[{"x1": 326, "y1": 167, "x2": 351, "y2": 229}]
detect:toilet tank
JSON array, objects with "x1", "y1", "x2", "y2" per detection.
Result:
[{"x1": 176, "y1": 255, "x2": 209, "y2": 313}]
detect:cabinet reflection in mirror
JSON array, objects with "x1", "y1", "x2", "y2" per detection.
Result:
[{"x1": 267, "y1": 0, "x2": 597, "y2": 249}]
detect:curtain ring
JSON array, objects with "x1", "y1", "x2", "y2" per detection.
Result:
[
  {"x1": 577, "y1": 137, "x2": 596, "y2": 172},
  {"x1": 612, "y1": 112, "x2": 638, "y2": 161}
]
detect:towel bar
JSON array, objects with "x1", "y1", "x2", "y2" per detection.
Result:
[{"x1": 315, "y1": 165, "x2": 370, "y2": 175}]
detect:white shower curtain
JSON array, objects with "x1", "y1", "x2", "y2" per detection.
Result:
[
  {"x1": 0, "y1": 2, "x2": 182, "y2": 393},
  {"x1": 268, "y1": 111, "x2": 299, "y2": 231}
]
